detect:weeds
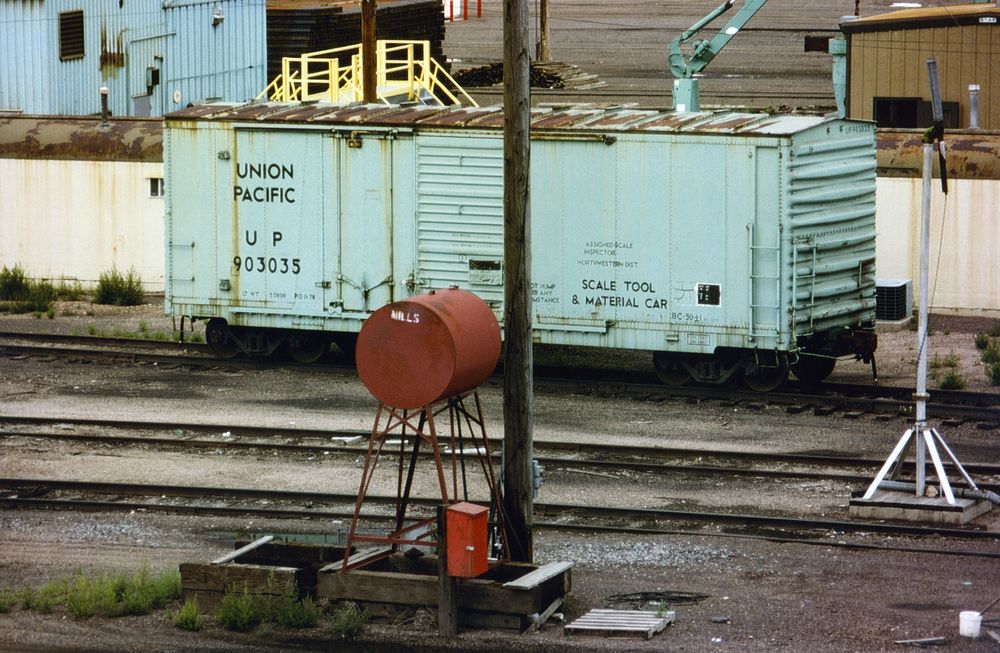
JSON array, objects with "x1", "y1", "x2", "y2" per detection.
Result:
[
  {"x1": 981, "y1": 344, "x2": 1000, "y2": 366},
  {"x1": 0, "y1": 590, "x2": 16, "y2": 613},
  {"x1": 189, "y1": 332, "x2": 205, "y2": 344},
  {"x1": 988, "y1": 363, "x2": 1000, "y2": 386},
  {"x1": 216, "y1": 586, "x2": 266, "y2": 632},
  {"x1": 989, "y1": 322, "x2": 1000, "y2": 338},
  {"x1": 974, "y1": 333, "x2": 991, "y2": 350},
  {"x1": 64, "y1": 566, "x2": 180, "y2": 619},
  {"x1": 15, "y1": 567, "x2": 179, "y2": 619},
  {"x1": 938, "y1": 370, "x2": 967, "y2": 390},
  {"x1": 330, "y1": 602, "x2": 367, "y2": 640},
  {"x1": 173, "y1": 597, "x2": 203, "y2": 631},
  {"x1": 94, "y1": 268, "x2": 144, "y2": 306},
  {"x1": 0, "y1": 264, "x2": 30, "y2": 301},
  {"x1": 216, "y1": 583, "x2": 322, "y2": 632}
]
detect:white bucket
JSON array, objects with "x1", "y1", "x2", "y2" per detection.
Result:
[{"x1": 959, "y1": 610, "x2": 982, "y2": 638}]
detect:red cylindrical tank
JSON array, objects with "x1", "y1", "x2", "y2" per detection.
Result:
[{"x1": 356, "y1": 288, "x2": 501, "y2": 409}]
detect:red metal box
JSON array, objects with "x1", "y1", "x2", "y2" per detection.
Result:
[{"x1": 446, "y1": 501, "x2": 489, "y2": 578}]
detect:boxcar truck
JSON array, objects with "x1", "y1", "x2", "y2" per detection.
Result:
[{"x1": 164, "y1": 103, "x2": 877, "y2": 390}]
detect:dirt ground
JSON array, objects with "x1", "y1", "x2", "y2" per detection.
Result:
[{"x1": 1, "y1": 299, "x2": 999, "y2": 652}]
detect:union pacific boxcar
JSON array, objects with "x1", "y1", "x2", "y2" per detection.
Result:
[{"x1": 164, "y1": 103, "x2": 877, "y2": 389}]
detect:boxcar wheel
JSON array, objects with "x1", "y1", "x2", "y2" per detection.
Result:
[
  {"x1": 791, "y1": 355, "x2": 836, "y2": 385},
  {"x1": 287, "y1": 333, "x2": 331, "y2": 364},
  {"x1": 653, "y1": 352, "x2": 692, "y2": 386},
  {"x1": 205, "y1": 319, "x2": 240, "y2": 359},
  {"x1": 742, "y1": 358, "x2": 789, "y2": 392}
]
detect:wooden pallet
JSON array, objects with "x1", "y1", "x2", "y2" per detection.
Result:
[{"x1": 564, "y1": 608, "x2": 675, "y2": 640}]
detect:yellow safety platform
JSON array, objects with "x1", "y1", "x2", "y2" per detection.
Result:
[{"x1": 259, "y1": 39, "x2": 477, "y2": 107}]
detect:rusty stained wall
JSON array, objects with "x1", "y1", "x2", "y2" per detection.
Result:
[
  {"x1": 0, "y1": 158, "x2": 165, "y2": 291},
  {"x1": 847, "y1": 23, "x2": 1000, "y2": 130},
  {"x1": 876, "y1": 176, "x2": 1000, "y2": 316}
]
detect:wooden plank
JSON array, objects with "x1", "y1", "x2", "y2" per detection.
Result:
[
  {"x1": 503, "y1": 560, "x2": 573, "y2": 590},
  {"x1": 522, "y1": 597, "x2": 562, "y2": 635},
  {"x1": 565, "y1": 609, "x2": 674, "y2": 640},
  {"x1": 234, "y1": 540, "x2": 348, "y2": 567},
  {"x1": 212, "y1": 535, "x2": 273, "y2": 565},
  {"x1": 318, "y1": 569, "x2": 547, "y2": 614},
  {"x1": 180, "y1": 563, "x2": 299, "y2": 595}
]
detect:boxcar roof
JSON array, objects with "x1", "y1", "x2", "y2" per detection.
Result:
[{"x1": 164, "y1": 102, "x2": 839, "y2": 136}]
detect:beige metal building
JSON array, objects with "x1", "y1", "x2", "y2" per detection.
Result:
[{"x1": 842, "y1": 3, "x2": 1000, "y2": 130}]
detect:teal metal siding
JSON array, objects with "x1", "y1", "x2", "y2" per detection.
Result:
[
  {"x1": 786, "y1": 124, "x2": 878, "y2": 336},
  {"x1": 415, "y1": 134, "x2": 504, "y2": 304},
  {"x1": 0, "y1": 0, "x2": 265, "y2": 117}
]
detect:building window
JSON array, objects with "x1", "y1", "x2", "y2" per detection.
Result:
[
  {"x1": 873, "y1": 97, "x2": 920, "y2": 128},
  {"x1": 874, "y1": 97, "x2": 960, "y2": 129},
  {"x1": 149, "y1": 178, "x2": 165, "y2": 198},
  {"x1": 59, "y1": 11, "x2": 85, "y2": 61}
]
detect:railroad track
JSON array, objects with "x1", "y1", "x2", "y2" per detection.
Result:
[
  {"x1": 4, "y1": 415, "x2": 999, "y2": 491},
  {"x1": 1, "y1": 478, "x2": 998, "y2": 561},
  {"x1": 3, "y1": 333, "x2": 999, "y2": 422}
]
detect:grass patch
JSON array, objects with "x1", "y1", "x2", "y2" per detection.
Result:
[
  {"x1": 989, "y1": 322, "x2": 1000, "y2": 338},
  {"x1": 216, "y1": 586, "x2": 266, "y2": 632},
  {"x1": 0, "y1": 590, "x2": 17, "y2": 613},
  {"x1": 188, "y1": 332, "x2": 205, "y2": 344},
  {"x1": 330, "y1": 602, "x2": 367, "y2": 640},
  {"x1": 0, "y1": 264, "x2": 30, "y2": 301},
  {"x1": 20, "y1": 579, "x2": 66, "y2": 614},
  {"x1": 15, "y1": 567, "x2": 179, "y2": 619},
  {"x1": 172, "y1": 597, "x2": 203, "y2": 631},
  {"x1": 981, "y1": 344, "x2": 1000, "y2": 366},
  {"x1": 938, "y1": 370, "x2": 966, "y2": 390},
  {"x1": 54, "y1": 280, "x2": 85, "y2": 301},
  {"x1": 988, "y1": 362, "x2": 1000, "y2": 386},
  {"x1": 64, "y1": 567, "x2": 180, "y2": 619},
  {"x1": 974, "y1": 333, "x2": 991, "y2": 350},
  {"x1": 93, "y1": 268, "x2": 144, "y2": 306},
  {"x1": 216, "y1": 583, "x2": 322, "y2": 632}
]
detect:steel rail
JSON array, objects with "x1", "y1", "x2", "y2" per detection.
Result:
[
  {"x1": 4, "y1": 418, "x2": 1000, "y2": 476},
  {"x1": 4, "y1": 429, "x2": 1000, "y2": 489},
  {"x1": 3, "y1": 337, "x2": 998, "y2": 421},
  {"x1": 1, "y1": 478, "x2": 997, "y2": 542}
]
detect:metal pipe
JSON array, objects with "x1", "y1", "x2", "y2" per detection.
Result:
[
  {"x1": 878, "y1": 481, "x2": 1000, "y2": 506},
  {"x1": 99, "y1": 86, "x2": 110, "y2": 125},
  {"x1": 969, "y1": 84, "x2": 981, "y2": 130}
]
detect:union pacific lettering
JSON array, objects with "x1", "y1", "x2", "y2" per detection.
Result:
[{"x1": 234, "y1": 162, "x2": 296, "y2": 203}]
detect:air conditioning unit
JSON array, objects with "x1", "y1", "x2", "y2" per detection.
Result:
[{"x1": 876, "y1": 278, "x2": 913, "y2": 321}]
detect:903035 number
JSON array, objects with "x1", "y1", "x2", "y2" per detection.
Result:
[{"x1": 233, "y1": 256, "x2": 301, "y2": 275}]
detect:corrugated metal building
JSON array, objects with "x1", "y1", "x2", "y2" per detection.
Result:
[
  {"x1": 842, "y1": 2, "x2": 1000, "y2": 130},
  {"x1": 0, "y1": 0, "x2": 266, "y2": 117}
]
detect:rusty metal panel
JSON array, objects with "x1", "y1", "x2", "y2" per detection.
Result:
[
  {"x1": 877, "y1": 130, "x2": 1000, "y2": 180},
  {"x1": 0, "y1": 116, "x2": 162, "y2": 162}
]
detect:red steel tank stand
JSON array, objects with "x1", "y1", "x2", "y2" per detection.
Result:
[{"x1": 341, "y1": 391, "x2": 509, "y2": 571}]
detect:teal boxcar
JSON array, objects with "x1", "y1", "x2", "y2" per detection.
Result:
[{"x1": 165, "y1": 103, "x2": 877, "y2": 388}]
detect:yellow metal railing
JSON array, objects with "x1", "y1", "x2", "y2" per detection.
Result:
[{"x1": 257, "y1": 40, "x2": 477, "y2": 107}]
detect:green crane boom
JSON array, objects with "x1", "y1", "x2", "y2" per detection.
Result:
[{"x1": 668, "y1": 0, "x2": 769, "y2": 112}]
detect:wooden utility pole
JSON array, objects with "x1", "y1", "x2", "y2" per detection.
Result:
[
  {"x1": 502, "y1": 0, "x2": 533, "y2": 563},
  {"x1": 361, "y1": 0, "x2": 377, "y2": 103},
  {"x1": 539, "y1": 0, "x2": 551, "y2": 62}
]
